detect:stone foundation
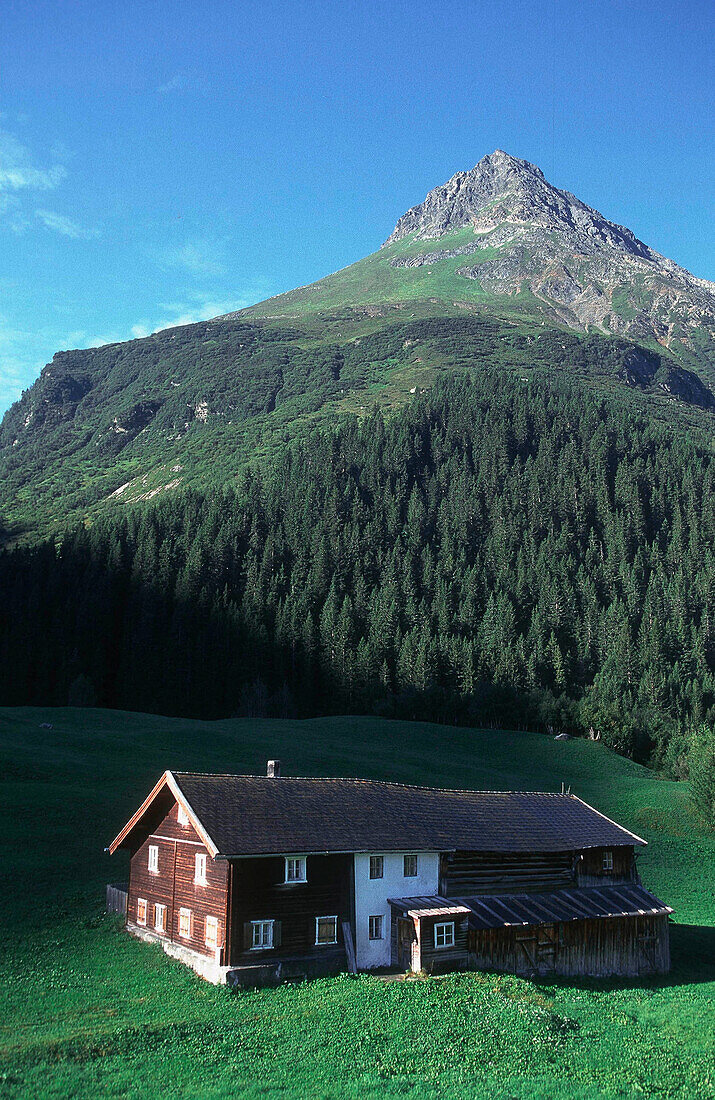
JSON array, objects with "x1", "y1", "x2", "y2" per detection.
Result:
[{"x1": 127, "y1": 921, "x2": 231, "y2": 984}]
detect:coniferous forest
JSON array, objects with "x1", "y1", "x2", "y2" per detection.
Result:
[{"x1": 1, "y1": 370, "x2": 714, "y2": 767}]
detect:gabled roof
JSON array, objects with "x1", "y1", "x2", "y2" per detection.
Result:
[
  {"x1": 109, "y1": 770, "x2": 646, "y2": 857},
  {"x1": 390, "y1": 885, "x2": 671, "y2": 928}
]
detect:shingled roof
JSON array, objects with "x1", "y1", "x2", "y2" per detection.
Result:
[{"x1": 116, "y1": 772, "x2": 645, "y2": 857}]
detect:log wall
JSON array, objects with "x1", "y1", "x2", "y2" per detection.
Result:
[
  {"x1": 441, "y1": 850, "x2": 574, "y2": 895},
  {"x1": 229, "y1": 853, "x2": 352, "y2": 968}
]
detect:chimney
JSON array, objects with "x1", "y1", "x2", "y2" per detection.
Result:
[{"x1": 267, "y1": 759, "x2": 281, "y2": 778}]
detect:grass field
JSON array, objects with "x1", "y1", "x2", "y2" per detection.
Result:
[{"x1": 1, "y1": 707, "x2": 713, "y2": 1098}]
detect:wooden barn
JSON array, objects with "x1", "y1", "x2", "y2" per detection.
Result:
[{"x1": 108, "y1": 763, "x2": 671, "y2": 985}]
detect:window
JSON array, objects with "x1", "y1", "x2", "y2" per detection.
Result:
[
  {"x1": 403, "y1": 854, "x2": 418, "y2": 878},
  {"x1": 369, "y1": 855, "x2": 384, "y2": 879},
  {"x1": 315, "y1": 915, "x2": 338, "y2": 945},
  {"x1": 285, "y1": 856, "x2": 307, "y2": 883},
  {"x1": 148, "y1": 844, "x2": 159, "y2": 874},
  {"x1": 205, "y1": 916, "x2": 219, "y2": 950},
  {"x1": 251, "y1": 920, "x2": 274, "y2": 950},
  {"x1": 178, "y1": 908, "x2": 192, "y2": 938},
  {"x1": 195, "y1": 852, "x2": 207, "y2": 885},
  {"x1": 137, "y1": 898, "x2": 147, "y2": 926},
  {"x1": 177, "y1": 804, "x2": 189, "y2": 827},
  {"x1": 434, "y1": 921, "x2": 455, "y2": 949},
  {"x1": 603, "y1": 850, "x2": 614, "y2": 872},
  {"x1": 368, "y1": 915, "x2": 383, "y2": 940},
  {"x1": 154, "y1": 903, "x2": 166, "y2": 933}
]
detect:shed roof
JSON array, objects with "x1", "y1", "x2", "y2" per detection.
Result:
[
  {"x1": 108, "y1": 770, "x2": 647, "y2": 857},
  {"x1": 390, "y1": 885, "x2": 671, "y2": 928}
]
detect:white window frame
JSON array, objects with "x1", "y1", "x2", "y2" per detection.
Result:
[
  {"x1": 178, "y1": 907, "x2": 192, "y2": 939},
  {"x1": 136, "y1": 897, "x2": 147, "y2": 926},
  {"x1": 177, "y1": 804, "x2": 189, "y2": 827},
  {"x1": 603, "y1": 849, "x2": 614, "y2": 872},
  {"x1": 403, "y1": 854, "x2": 418, "y2": 878},
  {"x1": 195, "y1": 851, "x2": 207, "y2": 885},
  {"x1": 154, "y1": 903, "x2": 166, "y2": 933},
  {"x1": 369, "y1": 855, "x2": 384, "y2": 880},
  {"x1": 148, "y1": 844, "x2": 159, "y2": 874},
  {"x1": 434, "y1": 921, "x2": 455, "y2": 949},
  {"x1": 251, "y1": 920, "x2": 274, "y2": 950},
  {"x1": 284, "y1": 856, "x2": 307, "y2": 883},
  {"x1": 315, "y1": 915, "x2": 338, "y2": 946},
  {"x1": 205, "y1": 915, "x2": 219, "y2": 950},
  {"x1": 368, "y1": 914, "x2": 384, "y2": 940}
]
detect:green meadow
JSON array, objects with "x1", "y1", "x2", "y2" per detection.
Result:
[{"x1": 1, "y1": 707, "x2": 713, "y2": 1099}]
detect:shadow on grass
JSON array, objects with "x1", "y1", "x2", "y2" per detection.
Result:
[{"x1": 667, "y1": 922, "x2": 715, "y2": 984}]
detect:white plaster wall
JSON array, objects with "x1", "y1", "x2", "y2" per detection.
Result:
[{"x1": 353, "y1": 852, "x2": 439, "y2": 969}]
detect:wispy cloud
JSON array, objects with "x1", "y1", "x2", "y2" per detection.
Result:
[
  {"x1": 156, "y1": 238, "x2": 227, "y2": 278},
  {"x1": 0, "y1": 129, "x2": 65, "y2": 193},
  {"x1": 133, "y1": 288, "x2": 272, "y2": 335},
  {"x1": 35, "y1": 209, "x2": 99, "y2": 239},
  {"x1": 157, "y1": 74, "x2": 185, "y2": 95}
]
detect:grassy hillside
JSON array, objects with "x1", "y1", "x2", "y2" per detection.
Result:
[{"x1": 1, "y1": 707, "x2": 713, "y2": 1098}]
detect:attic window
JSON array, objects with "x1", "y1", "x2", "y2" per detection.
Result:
[
  {"x1": 148, "y1": 845, "x2": 159, "y2": 874},
  {"x1": 603, "y1": 850, "x2": 614, "y2": 872},
  {"x1": 177, "y1": 804, "x2": 189, "y2": 827},
  {"x1": 195, "y1": 852, "x2": 207, "y2": 885}
]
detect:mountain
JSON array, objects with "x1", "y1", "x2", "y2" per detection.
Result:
[
  {"x1": 1, "y1": 151, "x2": 714, "y2": 542},
  {"x1": 247, "y1": 151, "x2": 715, "y2": 379}
]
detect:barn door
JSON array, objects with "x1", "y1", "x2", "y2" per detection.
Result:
[
  {"x1": 636, "y1": 917, "x2": 657, "y2": 973},
  {"x1": 516, "y1": 924, "x2": 558, "y2": 974}
]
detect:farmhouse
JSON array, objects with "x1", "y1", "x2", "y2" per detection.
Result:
[{"x1": 108, "y1": 763, "x2": 671, "y2": 986}]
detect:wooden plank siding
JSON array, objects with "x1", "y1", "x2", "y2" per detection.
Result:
[
  {"x1": 576, "y1": 845, "x2": 636, "y2": 886},
  {"x1": 127, "y1": 800, "x2": 229, "y2": 959},
  {"x1": 229, "y1": 853, "x2": 352, "y2": 967},
  {"x1": 469, "y1": 913, "x2": 670, "y2": 977},
  {"x1": 416, "y1": 914, "x2": 470, "y2": 974}
]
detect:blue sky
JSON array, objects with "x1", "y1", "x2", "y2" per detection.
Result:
[{"x1": 1, "y1": 0, "x2": 713, "y2": 414}]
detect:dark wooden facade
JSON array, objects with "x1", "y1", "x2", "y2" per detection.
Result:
[
  {"x1": 127, "y1": 800, "x2": 229, "y2": 959},
  {"x1": 228, "y1": 853, "x2": 353, "y2": 970}
]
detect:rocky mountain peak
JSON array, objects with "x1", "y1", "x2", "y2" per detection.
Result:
[
  {"x1": 379, "y1": 151, "x2": 715, "y2": 362},
  {"x1": 383, "y1": 149, "x2": 651, "y2": 260}
]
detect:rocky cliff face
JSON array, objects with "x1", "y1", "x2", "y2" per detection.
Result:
[{"x1": 384, "y1": 150, "x2": 715, "y2": 355}]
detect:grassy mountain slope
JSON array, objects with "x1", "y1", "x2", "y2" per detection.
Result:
[
  {"x1": 0, "y1": 707, "x2": 713, "y2": 1098},
  {"x1": 1, "y1": 297, "x2": 713, "y2": 543}
]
